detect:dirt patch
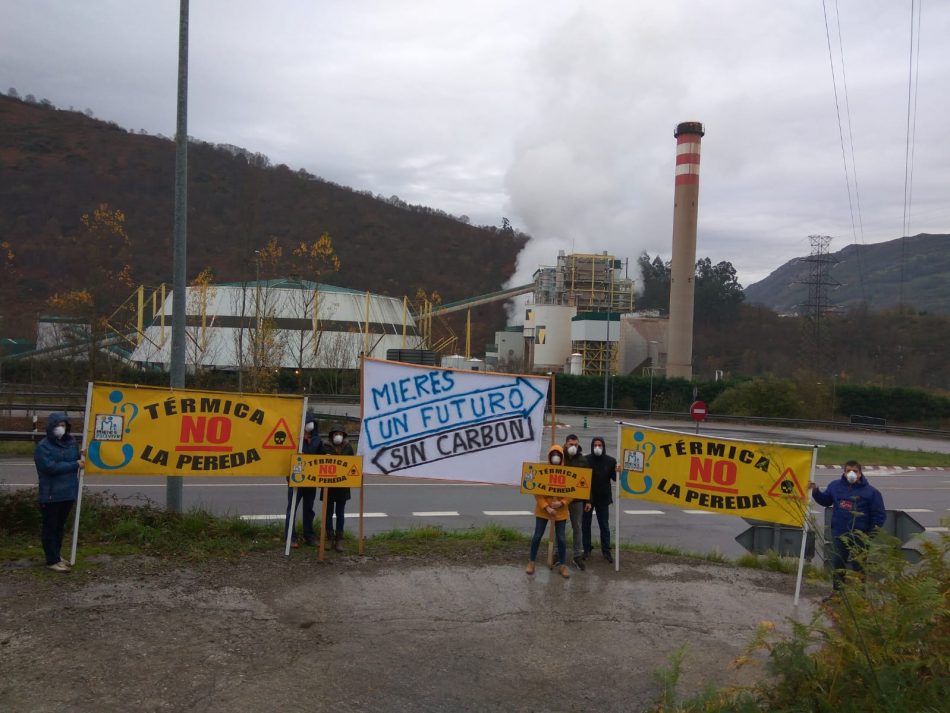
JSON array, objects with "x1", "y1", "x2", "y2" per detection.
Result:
[{"x1": 0, "y1": 547, "x2": 823, "y2": 712}]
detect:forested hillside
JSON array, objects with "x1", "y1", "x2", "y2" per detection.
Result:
[
  {"x1": 744, "y1": 234, "x2": 950, "y2": 315},
  {"x1": 0, "y1": 95, "x2": 528, "y2": 344}
]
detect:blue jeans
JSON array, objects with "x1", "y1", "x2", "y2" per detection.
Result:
[
  {"x1": 529, "y1": 517, "x2": 566, "y2": 565},
  {"x1": 326, "y1": 497, "x2": 346, "y2": 535},
  {"x1": 582, "y1": 503, "x2": 611, "y2": 554},
  {"x1": 285, "y1": 487, "x2": 317, "y2": 542},
  {"x1": 40, "y1": 500, "x2": 74, "y2": 565}
]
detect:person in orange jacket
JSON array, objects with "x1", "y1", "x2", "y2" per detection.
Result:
[{"x1": 526, "y1": 444, "x2": 572, "y2": 579}]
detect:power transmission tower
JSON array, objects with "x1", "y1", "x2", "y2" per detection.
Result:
[{"x1": 798, "y1": 235, "x2": 840, "y2": 376}]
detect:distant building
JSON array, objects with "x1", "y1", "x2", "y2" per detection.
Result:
[{"x1": 129, "y1": 278, "x2": 422, "y2": 371}]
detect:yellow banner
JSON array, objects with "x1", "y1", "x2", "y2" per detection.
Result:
[
  {"x1": 84, "y1": 383, "x2": 304, "y2": 476},
  {"x1": 290, "y1": 454, "x2": 363, "y2": 488},
  {"x1": 618, "y1": 425, "x2": 812, "y2": 527},
  {"x1": 519, "y1": 462, "x2": 592, "y2": 499}
]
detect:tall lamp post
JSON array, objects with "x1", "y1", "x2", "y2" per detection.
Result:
[{"x1": 648, "y1": 340, "x2": 658, "y2": 417}]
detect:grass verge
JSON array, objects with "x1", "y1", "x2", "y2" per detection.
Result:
[
  {"x1": 819, "y1": 442, "x2": 950, "y2": 467},
  {"x1": 0, "y1": 442, "x2": 38, "y2": 456}
]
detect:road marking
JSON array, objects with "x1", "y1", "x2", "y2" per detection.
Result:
[
  {"x1": 684, "y1": 509, "x2": 716, "y2": 515},
  {"x1": 623, "y1": 509, "x2": 665, "y2": 515},
  {"x1": 483, "y1": 510, "x2": 533, "y2": 516},
  {"x1": 240, "y1": 514, "x2": 283, "y2": 521},
  {"x1": 412, "y1": 511, "x2": 460, "y2": 517},
  {"x1": 901, "y1": 508, "x2": 933, "y2": 513},
  {"x1": 927, "y1": 527, "x2": 948, "y2": 532}
]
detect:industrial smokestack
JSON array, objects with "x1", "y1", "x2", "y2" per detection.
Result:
[{"x1": 666, "y1": 121, "x2": 704, "y2": 380}]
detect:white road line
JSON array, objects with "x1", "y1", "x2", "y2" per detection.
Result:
[
  {"x1": 901, "y1": 508, "x2": 933, "y2": 513},
  {"x1": 240, "y1": 514, "x2": 283, "y2": 521},
  {"x1": 483, "y1": 510, "x2": 533, "y2": 516},
  {"x1": 684, "y1": 509, "x2": 716, "y2": 515},
  {"x1": 358, "y1": 512, "x2": 389, "y2": 518},
  {"x1": 927, "y1": 527, "x2": 948, "y2": 533},
  {"x1": 412, "y1": 511, "x2": 459, "y2": 517},
  {"x1": 623, "y1": 509, "x2": 665, "y2": 515}
]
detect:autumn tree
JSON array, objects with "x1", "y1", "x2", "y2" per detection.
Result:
[
  {"x1": 186, "y1": 267, "x2": 220, "y2": 382},
  {"x1": 47, "y1": 204, "x2": 134, "y2": 375}
]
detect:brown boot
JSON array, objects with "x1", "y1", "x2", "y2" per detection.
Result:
[
  {"x1": 525, "y1": 561, "x2": 536, "y2": 575},
  {"x1": 558, "y1": 564, "x2": 571, "y2": 579},
  {"x1": 334, "y1": 533, "x2": 344, "y2": 552}
]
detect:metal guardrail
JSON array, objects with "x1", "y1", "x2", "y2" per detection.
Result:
[
  {"x1": 554, "y1": 405, "x2": 950, "y2": 440},
  {"x1": 2, "y1": 390, "x2": 947, "y2": 439}
]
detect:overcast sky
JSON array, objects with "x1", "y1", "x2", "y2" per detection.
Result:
[{"x1": 3, "y1": 1, "x2": 948, "y2": 290}]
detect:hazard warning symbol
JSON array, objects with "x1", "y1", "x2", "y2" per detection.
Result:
[
  {"x1": 768, "y1": 467, "x2": 806, "y2": 498},
  {"x1": 262, "y1": 418, "x2": 297, "y2": 450}
]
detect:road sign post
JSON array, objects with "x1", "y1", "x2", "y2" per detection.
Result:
[{"x1": 689, "y1": 400, "x2": 707, "y2": 434}]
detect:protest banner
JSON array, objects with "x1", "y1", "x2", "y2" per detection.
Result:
[
  {"x1": 83, "y1": 382, "x2": 305, "y2": 476},
  {"x1": 358, "y1": 358, "x2": 549, "y2": 483},
  {"x1": 290, "y1": 454, "x2": 363, "y2": 489},
  {"x1": 616, "y1": 423, "x2": 813, "y2": 527},
  {"x1": 520, "y1": 463, "x2": 592, "y2": 500}
]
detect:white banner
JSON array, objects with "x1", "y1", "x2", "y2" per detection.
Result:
[{"x1": 358, "y1": 358, "x2": 549, "y2": 483}]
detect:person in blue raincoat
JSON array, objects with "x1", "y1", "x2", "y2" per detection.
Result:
[
  {"x1": 34, "y1": 412, "x2": 83, "y2": 572},
  {"x1": 810, "y1": 460, "x2": 886, "y2": 591}
]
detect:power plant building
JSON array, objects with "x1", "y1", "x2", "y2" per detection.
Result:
[{"x1": 128, "y1": 279, "x2": 422, "y2": 371}]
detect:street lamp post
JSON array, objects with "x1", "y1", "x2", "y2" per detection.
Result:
[{"x1": 648, "y1": 340, "x2": 658, "y2": 417}]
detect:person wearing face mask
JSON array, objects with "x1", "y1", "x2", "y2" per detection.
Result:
[
  {"x1": 285, "y1": 412, "x2": 322, "y2": 548},
  {"x1": 583, "y1": 437, "x2": 618, "y2": 563},
  {"x1": 562, "y1": 434, "x2": 587, "y2": 570},
  {"x1": 34, "y1": 412, "x2": 83, "y2": 572},
  {"x1": 321, "y1": 424, "x2": 354, "y2": 552},
  {"x1": 809, "y1": 460, "x2": 886, "y2": 592},
  {"x1": 526, "y1": 444, "x2": 572, "y2": 579}
]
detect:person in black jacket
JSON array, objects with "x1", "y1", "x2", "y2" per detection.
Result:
[
  {"x1": 284, "y1": 412, "x2": 322, "y2": 548},
  {"x1": 321, "y1": 424, "x2": 354, "y2": 552},
  {"x1": 34, "y1": 412, "x2": 83, "y2": 572},
  {"x1": 582, "y1": 436, "x2": 618, "y2": 563}
]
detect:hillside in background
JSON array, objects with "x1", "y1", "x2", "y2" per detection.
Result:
[
  {"x1": 0, "y1": 95, "x2": 528, "y2": 346},
  {"x1": 744, "y1": 234, "x2": 950, "y2": 315}
]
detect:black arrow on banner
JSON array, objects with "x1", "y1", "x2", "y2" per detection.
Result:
[{"x1": 370, "y1": 415, "x2": 535, "y2": 475}]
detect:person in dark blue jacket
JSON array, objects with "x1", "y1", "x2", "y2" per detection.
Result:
[
  {"x1": 810, "y1": 460, "x2": 886, "y2": 591},
  {"x1": 34, "y1": 412, "x2": 83, "y2": 572},
  {"x1": 285, "y1": 412, "x2": 322, "y2": 548}
]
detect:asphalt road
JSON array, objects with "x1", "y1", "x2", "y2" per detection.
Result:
[{"x1": 4, "y1": 415, "x2": 948, "y2": 558}]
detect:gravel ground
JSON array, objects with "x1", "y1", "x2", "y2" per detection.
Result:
[{"x1": 0, "y1": 546, "x2": 822, "y2": 712}]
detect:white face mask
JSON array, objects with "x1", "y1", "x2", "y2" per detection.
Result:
[
  {"x1": 566, "y1": 445, "x2": 578, "y2": 456},
  {"x1": 845, "y1": 471, "x2": 859, "y2": 484},
  {"x1": 550, "y1": 454, "x2": 562, "y2": 465},
  {"x1": 52, "y1": 425, "x2": 66, "y2": 438},
  {"x1": 304, "y1": 422, "x2": 315, "y2": 433},
  {"x1": 332, "y1": 434, "x2": 344, "y2": 445},
  {"x1": 593, "y1": 447, "x2": 603, "y2": 457}
]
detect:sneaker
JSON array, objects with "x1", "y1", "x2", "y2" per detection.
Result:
[
  {"x1": 58, "y1": 559, "x2": 72, "y2": 569},
  {"x1": 603, "y1": 551, "x2": 614, "y2": 564},
  {"x1": 558, "y1": 564, "x2": 571, "y2": 579},
  {"x1": 47, "y1": 561, "x2": 70, "y2": 573},
  {"x1": 291, "y1": 542, "x2": 300, "y2": 550},
  {"x1": 525, "y1": 561, "x2": 536, "y2": 575},
  {"x1": 573, "y1": 556, "x2": 586, "y2": 571}
]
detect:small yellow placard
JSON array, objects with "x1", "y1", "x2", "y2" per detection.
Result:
[
  {"x1": 519, "y1": 462, "x2": 592, "y2": 499},
  {"x1": 290, "y1": 454, "x2": 363, "y2": 488}
]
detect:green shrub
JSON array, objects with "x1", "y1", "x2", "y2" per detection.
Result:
[{"x1": 710, "y1": 377, "x2": 806, "y2": 418}]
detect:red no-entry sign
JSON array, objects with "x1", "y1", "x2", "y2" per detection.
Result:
[{"x1": 690, "y1": 401, "x2": 707, "y2": 422}]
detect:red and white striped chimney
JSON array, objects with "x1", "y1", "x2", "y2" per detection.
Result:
[{"x1": 666, "y1": 121, "x2": 705, "y2": 380}]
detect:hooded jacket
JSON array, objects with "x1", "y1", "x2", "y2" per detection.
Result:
[
  {"x1": 586, "y1": 437, "x2": 617, "y2": 506},
  {"x1": 34, "y1": 412, "x2": 81, "y2": 503},
  {"x1": 533, "y1": 444, "x2": 572, "y2": 520},
  {"x1": 812, "y1": 473, "x2": 886, "y2": 537},
  {"x1": 302, "y1": 412, "x2": 325, "y2": 456},
  {"x1": 321, "y1": 424, "x2": 354, "y2": 501}
]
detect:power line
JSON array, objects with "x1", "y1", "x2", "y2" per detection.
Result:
[
  {"x1": 832, "y1": 0, "x2": 867, "y2": 301},
  {"x1": 900, "y1": 1, "x2": 921, "y2": 309},
  {"x1": 821, "y1": 0, "x2": 866, "y2": 299}
]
